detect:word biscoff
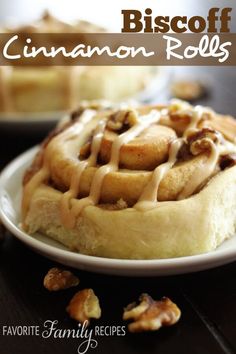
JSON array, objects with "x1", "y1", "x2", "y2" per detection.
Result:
[{"x1": 122, "y1": 8, "x2": 232, "y2": 33}]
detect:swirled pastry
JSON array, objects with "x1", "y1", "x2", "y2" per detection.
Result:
[
  {"x1": 22, "y1": 100, "x2": 236, "y2": 259},
  {"x1": 0, "y1": 13, "x2": 154, "y2": 114}
]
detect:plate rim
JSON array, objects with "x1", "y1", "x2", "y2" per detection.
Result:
[{"x1": 1, "y1": 146, "x2": 236, "y2": 276}]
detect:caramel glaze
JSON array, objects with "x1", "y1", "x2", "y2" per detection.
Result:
[{"x1": 22, "y1": 101, "x2": 236, "y2": 230}]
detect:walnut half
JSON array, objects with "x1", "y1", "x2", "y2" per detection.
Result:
[
  {"x1": 187, "y1": 128, "x2": 222, "y2": 156},
  {"x1": 66, "y1": 289, "x2": 101, "y2": 324},
  {"x1": 43, "y1": 267, "x2": 79, "y2": 291},
  {"x1": 107, "y1": 109, "x2": 138, "y2": 131},
  {"x1": 123, "y1": 294, "x2": 181, "y2": 333}
]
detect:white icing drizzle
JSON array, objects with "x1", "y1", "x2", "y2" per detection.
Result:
[
  {"x1": 177, "y1": 105, "x2": 236, "y2": 200},
  {"x1": 134, "y1": 138, "x2": 184, "y2": 211},
  {"x1": 68, "y1": 109, "x2": 162, "y2": 222},
  {"x1": 177, "y1": 139, "x2": 219, "y2": 200},
  {"x1": 23, "y1": 100, "x2": 236, "y2": 229},
  {"x1": 178, "y1": 134, "x2": 236, "y2": 201},
  {"x1": 22, "y1": 166, "x2": 50, "y2": 220},
  {"x1": 60, "y1": 118, "x2": 106, "y2": 228},
  {"x1": 183, "y1": 105, "x2": 206, "y2": 138},
  {"x1": 220, "y1": 140, "x2": 236, "y2": 155},
  {"x1": 134, "y1": 105, "x2": 205, "y2": 211},
  {"x1": 22, "y1": 109, "x2": 96, "y2": 220}
]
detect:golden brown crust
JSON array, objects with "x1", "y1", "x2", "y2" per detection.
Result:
[
  {"x1": 22, "y1": 101, "x2": 236, "y2": 260},
  {"x1": 23, "y1": 165, "x2": 236, "y2": 259},
  {"x1": 23, "y1": 103, "x2": 234, "y2": 205},
  {"x1": 47, "y1": 153, "x2": 211, "y2": 204},
  {"x1": 99, "y1": 125, "x2": 177, "y2": 170},
  {"x1": 165, "y1": 109, "x2": 236, "y2": 142},
  {"x1": 202, "y1": 114, "x2": 236, "y2": 142}
]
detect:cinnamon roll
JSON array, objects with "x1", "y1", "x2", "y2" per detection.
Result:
[
  {"x1": 0, "y1": 13, "x2": 154, "y2": 114},
  {"x1": 22, "y1": 100, "x2": 236, "y2": 259}
]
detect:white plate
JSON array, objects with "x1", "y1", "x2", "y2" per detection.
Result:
[
  {"x1": 1, "y1": 146, "x2": 236, "y2": 276},
  {"x1": 0, "y1": 67, "x2": 171, "y2": 133}
]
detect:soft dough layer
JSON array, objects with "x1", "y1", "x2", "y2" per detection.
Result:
[{"x1": 24, "y1": 166, "x2": 236, "y2": 259}]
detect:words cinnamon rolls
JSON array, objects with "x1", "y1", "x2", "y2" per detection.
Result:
[
  {"x1": 0, "y1": 13, "x2": 154, "y2": 114},
  {"x1": 22, "y1": 100, "x2": 236, "y2": 259}
]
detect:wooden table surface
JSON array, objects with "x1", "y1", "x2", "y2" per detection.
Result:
[{"x1": 0, "y1": 67, "x2": 236, "y2": 354}]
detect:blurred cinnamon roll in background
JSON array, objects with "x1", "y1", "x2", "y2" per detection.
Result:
[{"x1": 0, "y1": 13, "x2": 155, "y2": 114}]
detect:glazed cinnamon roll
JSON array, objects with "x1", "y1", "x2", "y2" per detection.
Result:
[
  {"x1": 22, "y1": 100, "x2": 236, "y2": 259},
  {"x1": 0, "y1": 13, "x2": 154, "y2": 114}
]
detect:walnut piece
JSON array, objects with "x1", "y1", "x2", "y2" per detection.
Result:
[
  {"x1": 43, "y1": 267, "x2": 79, "y2": 291},
  {"x1": 171, "y1": 80, "x2": 206, "y2": 101},
  {"x1": 67, "y1": 289, "x2": 101, "y2": 324},
  {"x1": 99, "y1": 198, "x2": 128, "y2": 211},
  {"x1": 123, "y1": 294, "x2": 181, "y2": 333},
  {"x1": 187, "y1": 128, "x2": 221, "y2": 156},
  {"x1": 190, "y1": 138, "x2": 215, "y2": 155},
  {"x1": 187, "y1": 127, "x2": 221, "y2": 145},
  {"x1": 107, "y1": 109, "x2": 138, "y2": 131},
  {"x1": 220, "y1": 153, "x2": 236, "y2": 170}
]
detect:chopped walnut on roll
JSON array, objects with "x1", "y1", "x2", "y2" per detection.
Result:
[{"x1": 22, "y1": 100, "x2": 236, "y2": 259}]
